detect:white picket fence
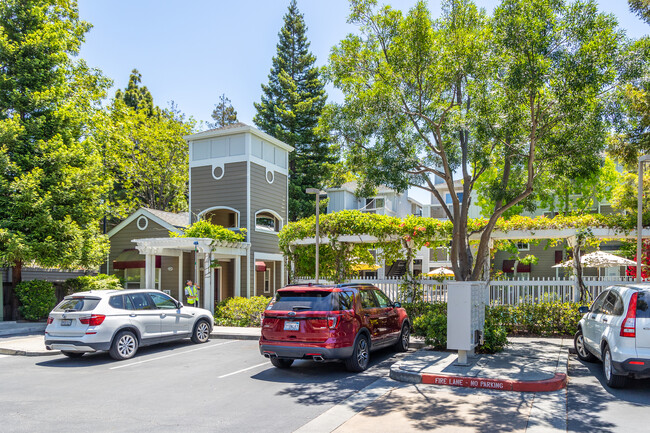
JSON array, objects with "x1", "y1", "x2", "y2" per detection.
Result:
[{"x1": 293, "y1": 275, "x2": 645, "y2": 305}]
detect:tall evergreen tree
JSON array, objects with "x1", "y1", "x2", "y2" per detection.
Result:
[
  {"x1": 0, "y1": 0, "x2": 111, "y2": 318},
  {"x1": 115, "y1": 69, "x2": 155, "y2": 116},
  {"x1": 208, "y1": 93, "x2": 238, "y2": 128},
  {"x1": 254, "y1": 0, "x2": 333, "y2": 221}
]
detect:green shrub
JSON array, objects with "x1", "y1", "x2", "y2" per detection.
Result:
[
  {"x1": 491, "y1": 301, "x2": 584, "y2": 336},
  {"x1": 214, "y1": 296, "x2": 270, "y2": 327},
  {"x1": 62, "y1": 274, "x2": 123, "y2": 295},
  {"x1": 411, "y1": 302, "x2": 447, "y2": 349},
  {"x1": 15, "y1": 280, "x2": 57, "y2": 321},
  {"x1": 479, "y1": 307, "x2": 509, "y2": 353}
]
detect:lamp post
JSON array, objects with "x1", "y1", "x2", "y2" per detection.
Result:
[
  {"x1": 638, "y1": 155, "x2": 650, "y2": 282},
  {"x1": 306, "y1": 188, "x2": 326, "y2": 284}
]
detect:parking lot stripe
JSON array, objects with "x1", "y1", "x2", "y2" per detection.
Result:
[
  {"x1": 109, "y1": 340, "x2": 237, "y2": 370},
  {"x1": 217, "y1": 362, "x2": 269, "y2": 379}
]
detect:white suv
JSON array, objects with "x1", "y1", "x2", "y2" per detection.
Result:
[
  {"x1": 574, "y1": 284, "x2": 650, "y2": 388},
  {"x1": 45, "y1": 289, "x2": 214, "y2": 360}
]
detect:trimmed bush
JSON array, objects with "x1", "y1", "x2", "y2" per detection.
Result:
[
  {"x1": 214, "y1": 296, "x2": 270, "y2": 327},
  {"x1": 62, "y1": 274, "x2": 123, "y2": 295},
  {"x1": 490, "y1": 301, "x2": 585, "y2": 336},
  {"x1": 15, "y1": 280, "x2": 57, "y2": 321}
]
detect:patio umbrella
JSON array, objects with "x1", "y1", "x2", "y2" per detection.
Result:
[
  {"x1": 351, "y1": 263, "x2": 381, "y2": 271},
  {"x1": 424, "y1": 267, "x2": 455, "y2": 277},
  {"x1": 552, "y1": 251, "x2": 637, "y2": 268}
]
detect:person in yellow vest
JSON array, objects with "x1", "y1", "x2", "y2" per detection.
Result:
[{"x1": 185, "y1": 280, "x2": 199, "y2": 307}]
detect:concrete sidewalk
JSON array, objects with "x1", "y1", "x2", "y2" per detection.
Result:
[
  {"x1": 0, "y1": 325, "x2": 262, "y2": 356},
  {"x1": 390, "y1": 337, "x2": 570, "y2": 392}
]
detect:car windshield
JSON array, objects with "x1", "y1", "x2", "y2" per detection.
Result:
[
  {"x1": 54, "y1": 297, "x2": 101, "y2": 312},
  {"x1": 267, "y1": 291, "x2": 337, "y2": 311}
]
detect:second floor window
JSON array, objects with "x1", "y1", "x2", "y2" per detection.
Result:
[{"x1": 255, "y1": 211, "x2": 281, "y2": 233}]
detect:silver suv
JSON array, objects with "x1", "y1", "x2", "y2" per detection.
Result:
[
  {"x1": 574, "y1": 284, "x2": 650, "y2": 388},
  {"x1": 45, "y1": 289, "x2": 214, "y2": 360}
]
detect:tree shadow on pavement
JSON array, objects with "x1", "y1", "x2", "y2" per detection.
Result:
[
  {"x1": 250, "y1": 347, "x2": 410, "y2": 407},
  {"x1": 568, "y1": 355, "x2": 650, "y2": 432},
  {"x1": 344, "y1": 384, "x2": 534, "y2": 433}
]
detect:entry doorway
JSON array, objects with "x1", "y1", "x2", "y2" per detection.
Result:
[{"x1": 214, "y1": 267, "x2": 222, "y2": 304}]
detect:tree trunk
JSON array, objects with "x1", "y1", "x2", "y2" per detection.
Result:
[{"x1": 10, "y1": 261, "x2": 23, "y2": 320}]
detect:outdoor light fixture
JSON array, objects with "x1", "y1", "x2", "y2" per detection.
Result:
[
  {"x1": 638, "y1": 155, "x2": 650, "y2": 283},
  {"x1": 306, "y1": 188, "x2": 326, "y2": 283}
]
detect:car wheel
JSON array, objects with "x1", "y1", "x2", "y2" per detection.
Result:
[
  {"x1": 574, "y1": 329, "x2": 596, "y2": 362},
  {"x1": 191, "y1": 319, "x2": 211, "y2": 344},
  {"x1": 345, "y1": 334, "x2": 370, "y2": 372},
  {"x1": 109, "y1": 330, "x2": 139, "y2": 361},
  {"x1": 394, "y1": 323, "x2": 410, "y2": 352},
  {"x1": 270, "y1": 357, "x2": 293, "y2": 369},
  {"x1": 61, "y1": 351, "x2": 84, "y2": 359},
  {"x1": 602, "y1": 345, "x2": 626, "y2": 388}
]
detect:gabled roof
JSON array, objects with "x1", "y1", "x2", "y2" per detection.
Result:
[{"x1": 107, "y1": 208, "x2": 188, "y2": 238}]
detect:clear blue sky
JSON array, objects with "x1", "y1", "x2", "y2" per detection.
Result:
[{"x1": 77, "y1": 0, "x2": 648, "y2": 203}]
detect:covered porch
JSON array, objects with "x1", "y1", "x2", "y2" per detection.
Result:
[{"x1": 133, "y1": 237, "x2": 250, "y2": 314}]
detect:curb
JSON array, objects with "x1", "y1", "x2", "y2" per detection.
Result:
[
  {"x1": 209, "y1": 332, "x2": 259, "y2": 341},
  {"x1": 0, "y1": 347, "x2": 59, "y2": 357}
]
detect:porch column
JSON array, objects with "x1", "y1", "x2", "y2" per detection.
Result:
[
  {"x1": 144, "y1": 253, "x2": 155, "y2": 290},
  {"x1": 568, "y1": 236, "x2": 580, "y2": 302},
  {"x1": 178, "y1": 252, "x2": 184, "y2": 301},
  {"x1": 234, "y1": 255, "x2": 242, "y2": 297},
  {"x1": 203, "y1": 252, "x2": 212, "y2": 313}
]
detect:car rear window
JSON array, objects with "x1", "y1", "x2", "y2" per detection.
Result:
[
  {"x1": 267, "y1": 291, "x2": 342, "y2": 311},
  {"x1": 54, "y1": 297, "x2": 101, "y2": 312},
  {"x1": 637, "y1": 291, "x2": 650, "y2": 318}
]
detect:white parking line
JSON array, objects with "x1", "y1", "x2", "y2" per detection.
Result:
[
  {"x1": 218, "y1": 362, "x2": 269, "y2": 379},
  {"x1": 0, "y1": 355, "x2": 10, "y2": 359},
  {"x1": 109, "y1": 340, "x2": 237, "y2": 370}
]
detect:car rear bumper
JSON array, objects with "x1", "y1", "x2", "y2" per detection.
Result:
[
  {"x1": 259, "y1": 341, "x2": 354, "y2": 360},
  {"x1": 45, "y1": 339, "x2": 111, "y2": 352},
  {"x1": 612, "y1": 358, "x2": 650, "y2": 379}
]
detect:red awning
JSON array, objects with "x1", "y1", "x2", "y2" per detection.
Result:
[
  {"x1": 255, "y1": 261, "x2": 267, "y2": 272},
  {"x1": 113, "y1": 249, "x2": 161, "y2": 270},
  {"x1": 502, "y1": 260, "x2": 531, "y2": 273}
]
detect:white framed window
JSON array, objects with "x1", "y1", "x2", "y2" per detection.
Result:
[
  {"x1": 517, "y1": 242, "x2": 530, "y2": 251},
  {"x1": 255, "y1": 210, "x2": 283, "y2": 233},
  {"x1": 119, "y1": 268, "x2": 160, "y2": 290},
  {"x1": 264, "y1": 269, "x2": 272, "y2": 293}
]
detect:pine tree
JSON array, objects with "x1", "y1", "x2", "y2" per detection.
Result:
[
  {"x1": 115, "y1": 69, "x2": 155, "y2": 116},
  {"x1": 254, "y1": 0, "x2": 333, "y2": 221},
  {"x1": 208, "y1": 93, "x2": 238, "y2": 128}
]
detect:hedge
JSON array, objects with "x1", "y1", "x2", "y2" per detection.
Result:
[
  {"x1": 62, "y1": 274, "x2": 123, "y2": 295},
  {"x1": 214, "y1": 296, "x2": 270, "y2": 327},
  {"x1": 15, "y1": 280, "x2": 57, "y2": 321}
]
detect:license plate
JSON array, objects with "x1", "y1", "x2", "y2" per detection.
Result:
[
  {"x1": 60, "y1": 319, "x2": 72, "y2": 326},
  {"x1": 284, "y1": 321, "x2": 299, "y2": 331}
]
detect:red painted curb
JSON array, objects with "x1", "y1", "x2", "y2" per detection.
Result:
[{"x1": 421, "y1": 373, "x2": 567, "y2": 392}]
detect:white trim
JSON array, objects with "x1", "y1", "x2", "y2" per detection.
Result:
[
  {"x1": 188, "y1": 154, "x2": 289, "y2": 178},
  {"x1": 266, "y1": 169, "x2": 274, "y2": 184},
  {"x1": 108, "y1": 208, "x2": 183, "y2": 238},
  {"x1": 136, "y1": 216, "x2": 149, "y2": 231},
  {"x1": 212, "y1": 164, "x2": 225, "y2": 180},
  {"x1": 246, "y1": 143, "x2": 251, "y2": 298},
  {"x1": 517, "y1": 241, "x2": 530, "y2": 252},
  {"x1": 184, "y1": 124, "x2": 294, "y2": 153},
  {"x1": 264, "y1": 269, "x2": 271, "y2": 294},
  {"x1": 198, "y1": 206, "x2": 240, "y2": 227},
  {"x1": 254, "y1": 252, "x2": 284, "y2": 261}
]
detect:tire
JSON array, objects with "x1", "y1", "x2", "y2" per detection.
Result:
[
  {"x1": 109, "y1": 330, "x2": 139, "y2": 361},
  {"x1": 61, "y1": 351, "x2": 84, "y2": 359},
  {"x1": 394, "y1": 323, "x2": 410, "y2": 352},
  {"x1": 345, "y1": 334, "x2": 370, "y2": 372},
  {"x1": 602, "y1": 345, "x2": 627, "y2": 388},
  {"x1": 191, "y1": 319, "x2": 211, "y2": 344},
  {"x1": 270, "y1": 358, "x2": 293, "y2": 369},
  {"x1": 574, "y1": 329, "x2": 596, "y2": 362}
]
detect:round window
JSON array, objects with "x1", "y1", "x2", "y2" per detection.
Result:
[
  {"x1": 136, "y1": 216, "x2": 148, "y2": 231},
  {"x1": 266, "y1": 170, "x2": 274, "y2": 184},
  {"x1": 213, "y1": 165, "x2": 224, "y2": 180}
]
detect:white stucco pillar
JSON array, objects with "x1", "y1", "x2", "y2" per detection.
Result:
[
  {"x1": 203, "y1": 252, "x2": 211, "y2": 311},
  {"x1": 144, "y1": 253, "x2": 155, "y2": 290},
  {"x1": 178, "y1": 253, "x2": 184, "y2": 302},
  {"x1": 234, "y1": 255, "x2": 242, "y2": 297}
]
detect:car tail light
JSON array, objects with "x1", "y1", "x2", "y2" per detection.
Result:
[
  {"x1": 327, "y1": 315, "x2": 339, "y2": 329},
  {"x1": 79, "y1": 314, "x2": 106, "y2": 326},
  {"x1": 620, "y1": 292, "x2": 638, "y2": 338},
  {"x1": 47, "y1": 316, "x2": 53, "y2": 325},
  {"x1": 630, "y1": 361, "x2": 645, "y2": 365}
]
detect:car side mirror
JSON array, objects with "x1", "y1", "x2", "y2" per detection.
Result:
[
  {"x1": 578, "y1": 306, "x2": 589, "y2": 314},
  {"x1": 393, "y1": 302, "x2": 402, "y2": 308},
  {"x1": 176, "y1": 301, "x2": 183, "y2": 309}
]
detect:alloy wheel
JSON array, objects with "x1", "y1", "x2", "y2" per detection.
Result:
[
  {"x1": 357, "y1": 338, "x2": 369, "y2": 369},
  {"x1": 197, "y1": 321, "x2": 210, "y2": 342},
  {"x1": 576, "y1": 334, "x2": 588, "y2": 358},
  {"x1": 118, "y1": 334, "x2": 136, "y2": 358},
  {"x1": 604, "y1": 349, "x2": 612, "y2": 381}
]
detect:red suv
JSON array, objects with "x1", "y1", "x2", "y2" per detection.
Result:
[{"x1": 259, "y1": 284, "x2": 410, "y2": 372}]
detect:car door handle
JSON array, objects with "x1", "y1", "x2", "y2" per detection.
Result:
[
  {"x1": 160, "y1": 314, "x2": 166, "y2": 318},
  {"x1": 601, "y1": 318, "x2": 608, "y2": 323},
  {"x1": 591, "y1": 315, "x2": 597, "y2": 319},
  {"x1": 129, "y1": 314, "x2": 136, "y2": 317}
]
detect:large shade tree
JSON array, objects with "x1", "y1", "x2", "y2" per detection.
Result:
[
  {"x1": 0, "y1": 0, "x2": 111, "y2": 318},
  {"x1": 324, "y1": 0, "x2": 622, "y2": 281}
]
